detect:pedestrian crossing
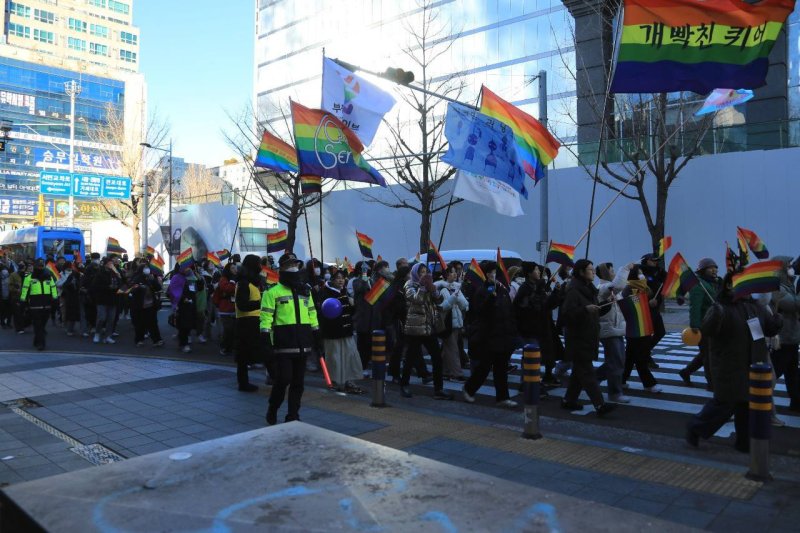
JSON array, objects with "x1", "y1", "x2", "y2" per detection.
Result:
[{"x1": 397, "y1": 332, "x2": 800, "y2": 433}]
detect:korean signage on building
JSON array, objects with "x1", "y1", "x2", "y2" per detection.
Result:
[
  {"x1": 39, "y1": 171, "x2": 131, "y2": 200},
  {"x1": 34, "y1": 148, "x2": 121, "y2": 173}
]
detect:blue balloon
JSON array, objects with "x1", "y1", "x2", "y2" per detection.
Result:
[{"x1": 321, "y1": 297, "x2": 343, "y2": 319}]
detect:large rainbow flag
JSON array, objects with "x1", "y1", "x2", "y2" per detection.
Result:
[
  {"x1": 732, "y1": 260, "x2": 782, "y2": 300},
  {"x1": 149, "y1": 255, "x2": 165, "y2": 276},
  {"x1": 661, "y1": 252, "x2": 699, "y2": 298},
  {"x1": 291, "y1": 101, "x2": 386, "y2": 187},
  {"x1": 267, "y1": 230, "x2": 288, "y2": 254},
  {"x1": 737, "y1": 226, "x2": 769, "y2": 259},
  {"x1": 255, "y1": 130, "x2": 299, "y2": 173},
  {"x1": 618, "y1": 293, "x2": 655, "y2": 338},
  {"x1": 610, "y1": 0, "x2": 796, "y2": 94},
  {"x1": 356, "y1": 231, "x2": 374, "y2": 259},
  {"x1": 479, "y1": 86, "x2": 560, "y2": 183}
]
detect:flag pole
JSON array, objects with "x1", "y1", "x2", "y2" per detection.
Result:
[
  {"x1": 319, "y1": 190, "x2": 324, "y2": 263},
  {"x1": 689, "y1": 269, "x2": 717, "y2": 303}
]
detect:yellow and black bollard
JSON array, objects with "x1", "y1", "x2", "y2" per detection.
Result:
[
  {"x1": 521, "y1": 343, "x2": 542, "y2": 440},
  {"x1": 370, "y1": 329, "x2": 388, "y2": 408},
  {"x1": 747, "y1": 362, "x2": 773, "y2": 482}
]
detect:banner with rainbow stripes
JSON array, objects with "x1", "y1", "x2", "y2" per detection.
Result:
[
  {"x1": 267, "y1": 230, "x2": 288, "y2": 254},
  {"x1": 364, "y1": 277, "x2": 397, "y2": 309},
  {"x1": 618, "y1": 293, "x2": 655, "y2": 338},
  {"x1": 427, "y1": 240, "x2": 447, "y2": 271},
  {"x1": 732, "y1": 260, "x2": 782, "y2": 300},
  {"x1": 255, "y1": 130, "x2": 299, "y2": 173},
  {"x1": 207, "y1": 252, "x2": 221, "y2": 268},
  {"x1": 149, "y1": 255, "x2": 165, "y2": 276},
  {"x1": 106, "y1": 237, "x2": 126, "y2": 256},
  {"x1": 546, "y1": 241, "x2": 575, "y2": 267}
]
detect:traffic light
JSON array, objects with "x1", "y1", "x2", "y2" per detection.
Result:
[{"x1": 383, "y1": 67, "x2": 415, "y2": 86}]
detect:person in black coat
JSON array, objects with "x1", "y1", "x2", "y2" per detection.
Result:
[
  {"x1": 128, "y1": 264, "x2": 163, "y2": 346},
  {"x1": 513, "y1": 261, "x2": 560, "y2": 382},
  {"x1": 686, "y1": 273, "x2": 783, "y2": 452},
  {"x1": 462, "y1": 261, "x2": 519, "y2": 407},
  {"x1": 560, "y1": 259, "x2": 616, "y2": 416}
]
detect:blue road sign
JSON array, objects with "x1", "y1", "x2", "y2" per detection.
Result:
[
  {"x1": 101, "y1": 175, "x2": 131, "y2": 199},
  {"x1": 72, "y1": 174, "x2": 103, "y2": 198},
  {"x1": 39, "y1": 171, "x2": 72, "y2": 196}
]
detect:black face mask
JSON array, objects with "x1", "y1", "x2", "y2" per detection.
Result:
[{"x1": 279, "y1": 270, "x2": 307, "y2": 293}]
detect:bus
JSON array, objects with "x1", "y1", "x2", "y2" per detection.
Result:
[{"x1": 0, "y1": 226, "x2": 85, "y2": 262}]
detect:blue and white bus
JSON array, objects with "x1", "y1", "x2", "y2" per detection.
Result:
[{"x1": 0, "y1": 226, "x2": 85, "y2": 262}]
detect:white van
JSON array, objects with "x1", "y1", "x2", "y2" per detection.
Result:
[{"x1": 418, "y1": 249, "x2": 523, "y2": 273}]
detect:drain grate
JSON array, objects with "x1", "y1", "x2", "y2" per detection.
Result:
[{"x1": 4, "y1": 398, "x2": 126, "y2": 466}]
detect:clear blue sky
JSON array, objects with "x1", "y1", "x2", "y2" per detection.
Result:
[{"x1": 136, "y1": 1, "x2": 253, "y2": 166}]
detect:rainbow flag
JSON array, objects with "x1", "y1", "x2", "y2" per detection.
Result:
[
  {"x1": 610, "y1": 0, "x2": 796, "y2": 94},
  {"x1": 177, "y1": 248, "x2": 194, "y2": 271},
  {"x1": 736, "y1": 231, "x2": 751, "y2": 267},
  {"x1": 207, "y1": 252, "x2": 221, "y2": 268},
  {"x1": 106, "y1": 237, "x2": 126, "y2": 256},
  {"x1": 342, "y1": 257, "x2": 354, "y2": 275},
  {"x1": 216, "y1": 249, "x2": 231, "y2": 262},
  {"x1": 661, "y1": 252, "x2": 699, "y2": 298},
  {"x1": 618, "y1": 293, "x2": 655, "y2": 338},
  {"x1": 427, "y1": 240, "x2": 447, "y2": 272},
  {"x1": 725, "y1": 242, "x2": 738, "y2": 273},
  {"x1": 732, "y1": 260, "x2": 782, "y2": 300},
  {"x1": 737, "y1": 226, "x2": 769, "y2": 259},
  {"x1": 464, "y1": 258, "x2": 486, "y2": 287},
  {"x1": 149, "y1": 255, "x2": 165, "y2": 276},
  {"x1": 658, "y1": 236, "x2": 673, "y2": 258},
  {"x1": 255, "y1": 130, "x2": 299, "y2": 173},
  {"x1": 479, "y1": 86, "x2": 560, "y2": 183},
  {"x1": 267, "y1": 230, "x2": 288, "y2": 253},
  {"x1": 261, "y1": 266, "x2": 279, "y2": 285},
  {"x1": 496, "y1": 247, "x2": 510, "y2": 288},
  {"x1": 546, "y1": 241, "x2": 575, "y2": 267},
  {"x1": 356, "y1": 231, "x2": 374, "y2": 259},
  {"x1": 300, "y1": 175, "x2": 322, "y2": 195},
  {"x1": 145, "y1": 245, "x2": 156, "y2": 258},
  {"x1": 291, "y1": 101, "x2": 386, "y2": 187},
  {"x1": 46, "y1": 261, "x2": 60, "y2": 281},
  {"x1": 364, "y1": 277, "x2": 397, "y2": 309}
]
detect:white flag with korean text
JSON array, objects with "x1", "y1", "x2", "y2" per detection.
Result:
[{"x1": 452, "y1": 170, "x2": 524, "y2": 217}]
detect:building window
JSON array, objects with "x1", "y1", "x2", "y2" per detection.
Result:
[
  {"x1": 90, "y1": 42, "x2": 108, "y2": 56},
  {"x1": 9, "y1": 2, "x2": 31, "y2": 18},
  {"x1": 68, "y1": 37, "x2": 86, "y2": 51},
  {"x1": 90, "y1": 23, "x2": 108, "y2": 37},
  {"x1": 68, "y1": 18, "x2": 87, "y2": 32},
  {"x1": 33, "y1": 8, "x2": 55, "y2": 24},
  {"x1": 89, "y1": 0, "x2": 107, "y2": 7},
  {"x1": 119, "y1": 49, "x2": 136, "y2": 63},
  {"x1": 33, "y1": 29, "x2": 54, "y2": 44},
  {"x1": 8, "y1": 23, "x2": 30, "y2": 39},
  {"x1": 108, "y1": 1, "x2": 129, "y2": 15},
  {"x1": 120, "y1": 31, "x2": 137, "y2": 45}
]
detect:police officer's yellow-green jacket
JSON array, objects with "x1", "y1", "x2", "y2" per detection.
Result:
[
  {"x1": 20, "y1": 272, "x2": 58, "y2": 309},
  {"x1": 260, "y1": 281, "x2": 318, "y2": 356}
]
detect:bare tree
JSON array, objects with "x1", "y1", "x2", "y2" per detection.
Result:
[
  {"x1": 88, "y1": 103, "x2": 170, "y2": 253},
  {"x1": 359, "y1": 0, "x2": 463, "y2": 252},
  {"x1": 222, "y1": 105, "x2": 328, "y2": 253},
  {"x1": 177, "y1": 163, "x2": 224, "y2": 204}
]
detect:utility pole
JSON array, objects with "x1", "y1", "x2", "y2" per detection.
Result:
[
  {"x1": 65, "y1": 80, "x2": 81, "y2": 227},
  {"x1": 537, "y1": 70, "x2": 549, "y2": 265}
]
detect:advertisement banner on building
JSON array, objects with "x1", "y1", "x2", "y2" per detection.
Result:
[{"x1": 34, "y1": 148, "x2": 121, "y2": 173}]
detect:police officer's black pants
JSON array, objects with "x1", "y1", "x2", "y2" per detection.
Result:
[
  {"x1": 31, "y1": 308, "x2": 49, "y2": 349},
  {"x1": 269, "y1": 355, "x2": 306, "y2": 420}
]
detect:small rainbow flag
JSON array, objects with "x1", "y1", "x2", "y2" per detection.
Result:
[
  {"x1": 546, "y1": 241, "x2": 575, "y2": 267},
  {"x1": 342, "y1": 257, "x2": 354, "y2": 275},
  {"x1": 427, "y1": 240, "x2": 447, "y2": 272},
  {"x1": 496, "y1": 247, "x2": 509, "y2": 288},
  {"x1": 216, "y1": 249, "x2": 231, "y2": 262},
  {"x1": 658, "y1": 236, "x2": 672, "y2": 258},
  {"x1": 267, "y1": 230, "x2": 288, "y2": 254},
  {"x1": 300, "y1": 175, "x2": 322, "y2": 195},
  {"x1": 364, "y1": 277, "x2": 397, "y2": 309},
  {"x1": 177, "y1": 248, "x2": 194, "y2": 271},
  {"x1": 732, "y1": 260, "x2": 782, "y2": 300},
  {"x1": 145, "y1": 245, "x2": 156, "y2": 258},
  {"x1": 618, "y1": 293, "x2": 655, "y2": 338},
  {"x1": 106, "y1": 237, "x2": 126, "y2": 256},
  {"x1": 46, "y1": 261, "x2": 60, "y2": 281},
  {"x1": 479, "y1": 86, "x2": 560, "y2": 182},
  {"x1": 207, "y1": 252, "x2": 221, "y2": 268},
  {"x1": 149, "y1": 255, "x2": 165, "y2": 276},
  {"x1": 661, "y1": 253, "x2": 699, "y2": 298},
  {"x1": 356, "y1": 231, "x2": 374, "y2": 259},
  {"x1": 261, "y1": 265, "x2": 279, "y2": 285},
  {"x1": 464, "y1": 258, "x2": 486, "y2": 287},
  {"x1": 255, "y1": 130, "x2": 299, "y2": 173},
  {"x1": 737, "y1": 226, "x2": 769, "y2": 260}
]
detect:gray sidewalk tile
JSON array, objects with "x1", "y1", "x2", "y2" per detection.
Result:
[
  {"x1": 631, "y1": 483, "x2": 684, "y2": 505},
  {"x1": 614, "y1": 496, "x2": 669, "y2": 518},
  {"x1": 659, "y1": 504, "x2": 716, "y2": 529},
  {"x1": 14, "y1": 462, "x2": 65, "y2": 481},
  {"x1": 573, "y1": 486, "x2": 625, "y2": 507},
  {"x1": 672, "y1": 491, "x2": 732, "y2": 515}
]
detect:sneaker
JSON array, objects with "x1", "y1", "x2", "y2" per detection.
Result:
[
  {"x1": 136, "y1": 341, "x2": 144, "y2": 347},
  {"x1": 645, "y1": 385, "x2": 663, "y2": 393},
  {"x1": 198, "y1": 335, "x2": 207, "y2": 344},
  {"x1": 433, "y1": 390, "x2": 454, "y2": 401},
  {"x1": 181, "y1": 345, "x2": 192, "y2": 354},
  {"x1": 153, "y1": 340, "x2": 164, "y2": 347},
  {"x1": 111, "y1": 332, "x2": 120, "y2": 337},
  {"x1": 462, "y1": 386, "x2": 476, "y2": 404},
  {"x1": 104, "y1": 337, "x2": 116, "y2": 344},
  {"x1": 595, "y1": 403, "x2": 617, "y2": 417},
  {"x1": 497, "y1": 399, "x2": 519, "y2": 408},
  {"x1": 678, "y1": 368, "x2": 692, "y2": 386},
  {"x1": 609, "y1": 394, "x2": 632, "y2": 404},
  {"x1": 16, "y1": 330, "x2": 25, "y2": 335},
  {"x1": 771, "y1": 416, "x2": 786, "y2": 428},
  {"x1": 560, "y1": 399, "x2": 583, "y2": 411},
  {"x1": 93, "y1": 334, "x2": 100, "y2": 343}
]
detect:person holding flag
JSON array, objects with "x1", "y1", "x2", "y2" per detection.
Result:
[
  {"x1": 318, "y1": 269, "x2": 364, "y2": 394},
  {"x1": 679, "y1": 258, "x2": 722, "y2": 389}
]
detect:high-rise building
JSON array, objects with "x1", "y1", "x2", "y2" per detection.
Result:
[{"x1": 0, "y1": 0, "x2": 144, "y2": 226}]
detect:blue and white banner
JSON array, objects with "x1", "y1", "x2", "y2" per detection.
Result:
[
  {"x1": 442, "y1": 103, "x2": 528, "y2": 198},
  {"x1": 695, "y1": 89, "x2": 754, "y2": 117}
]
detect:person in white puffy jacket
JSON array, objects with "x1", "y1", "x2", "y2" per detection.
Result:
[
  {"x1": 436, "y1": 264, "x2": 469, "y2": 381},
  {"x1": 595, "y1": 261, "x2": 632, "y2": 403}
]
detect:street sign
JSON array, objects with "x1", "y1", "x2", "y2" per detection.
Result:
[
  {"x1": 39, "y1": 171, "x2": 131, "y2": 200},
  {"x1": 39, "y1": 171, "x2": 73, "y2": 196}
]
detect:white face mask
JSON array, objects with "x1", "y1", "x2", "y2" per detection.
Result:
[
  {"x1": 313, "y1": 267, "x2": 321, "y2": 276},
  {"x1": 638, "y1": 274, "x2": 646, "y2": 280},
  {"x1": 143, "y1": 268, "x2": 151, "y2": 275},
  {"x1": 286, "y1": 266, "x2": 299, "y2": 273},
  {"x1": 323, "y1": 272, "x2": 331, "y2": 281},
  {"x1": 788, "y1": 268, "x2": 796, "y2": 278}
]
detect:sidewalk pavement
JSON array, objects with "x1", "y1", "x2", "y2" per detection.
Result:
[{"x1": 1, "y1": 350, "x2": 798, "y2": 531}]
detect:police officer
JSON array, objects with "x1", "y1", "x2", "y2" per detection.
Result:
[
  {"x1": 261, "y1": 252, "x2": 319, "y2": 425},
  {"x1": 20, "y1": 259, "x2": 58, "y2": 350}
]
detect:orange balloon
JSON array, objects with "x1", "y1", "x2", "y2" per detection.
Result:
[{"x1": 682, "y1": 327, "x2": 702, "y2": 346}]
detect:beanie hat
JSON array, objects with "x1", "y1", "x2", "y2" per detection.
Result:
[{"x1": 697, "y1": 258, "x2": 718, "y2": 271}]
